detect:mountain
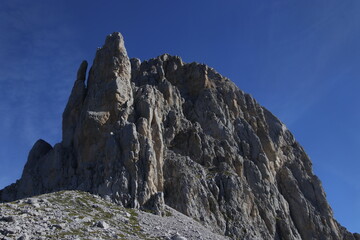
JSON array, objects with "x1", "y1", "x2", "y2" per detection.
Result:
[{"x1": 0, "y1": 32, "x2": 358, "y2": 240}]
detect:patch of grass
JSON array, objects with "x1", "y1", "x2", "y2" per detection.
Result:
[
  {"x1": 165, "y1": 210, "x2": 173, "y2": 217},
  {"x1": 2, "y1": 204, "x2": 14, "y2": 210},
  {"x1": 223, "y1": 170, "x2": 233, "y2": 176},
  {"x1": 49, "y1": 218, "x2": 61, "y2": 225},
  {"x1": 83, "y1": 220, "x2": 93, "y2": 227},
  {"x1": 142, "y1": 208, "x2": 155, "y2": 214}
]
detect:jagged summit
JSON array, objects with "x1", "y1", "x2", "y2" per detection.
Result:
[{"x1": 0, "y1": 32, "x2": 358, "y2": 240}]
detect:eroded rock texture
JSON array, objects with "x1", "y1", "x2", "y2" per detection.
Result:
[{"x1": 0, "y1": 32, "x2": 358, "y2": 240}]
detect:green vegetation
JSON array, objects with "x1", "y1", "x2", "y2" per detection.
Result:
[{"x1": 0, "y1": 190, "x2": 163, "y2": 239}]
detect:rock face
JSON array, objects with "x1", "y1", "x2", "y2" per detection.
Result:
[{"x1": 0, "y1": 32, "x2": 358, "y2": 240}]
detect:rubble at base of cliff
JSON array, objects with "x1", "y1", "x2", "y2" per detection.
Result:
[{"x1": 0, "y1": 190, "x2": 229, "y2": 240}]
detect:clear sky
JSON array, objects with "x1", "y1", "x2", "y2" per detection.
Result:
[{"x1": 0, "y1": 0, "x2": 359, "y2": 233}]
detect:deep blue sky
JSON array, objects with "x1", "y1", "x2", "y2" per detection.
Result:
[{"x1": 0, "y1": 0, "x2": 359, "y2": 233}]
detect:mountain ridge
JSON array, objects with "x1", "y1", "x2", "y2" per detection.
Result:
[{"x1": 0, "y1": 32, "x2": 358, "y2": 240}]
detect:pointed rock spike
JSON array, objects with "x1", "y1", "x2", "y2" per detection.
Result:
[{"x1": 76, "y1": 60, "x2": 88, "y2": 82}]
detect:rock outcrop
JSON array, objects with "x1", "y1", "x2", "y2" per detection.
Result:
[{"x1": 0, "y1": 32, "x2": 358, "y2": 240}]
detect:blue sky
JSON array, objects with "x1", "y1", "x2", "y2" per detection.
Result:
[{"x1": 0, "y1": 0, "x2": 359, "y2": 233}]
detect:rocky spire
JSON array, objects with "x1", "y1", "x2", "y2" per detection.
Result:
[
  {"x1": 62, "y1": 60, "x2": 87, "y2": 147},
  {"x1": 85, "y1": 32, "x2": 132, "y2": 115}
]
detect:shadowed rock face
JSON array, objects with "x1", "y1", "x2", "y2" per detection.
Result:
[{"x1": 0, "y1": 32, "x2": 358, "y2": 240}]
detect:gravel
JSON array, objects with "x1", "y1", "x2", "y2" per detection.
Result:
[{"x1": 0, "y1": 190, "x2": 229, "y2": 240}]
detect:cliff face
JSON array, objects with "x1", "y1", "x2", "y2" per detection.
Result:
[{"x1": 0, "y1": 32, "x2": 358, "y2": 240}]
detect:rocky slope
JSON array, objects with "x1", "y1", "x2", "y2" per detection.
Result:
[
  {"x1": 0, "y1": 190, "x2": 228, "y2": 239},
  {"x1": 0, "y1": 32, "x2": 358, "y2": 239}
]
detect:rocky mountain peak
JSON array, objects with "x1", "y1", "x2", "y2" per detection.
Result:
[{"x1": 0, "y1": 32, "x2": 358, "y2": 240}]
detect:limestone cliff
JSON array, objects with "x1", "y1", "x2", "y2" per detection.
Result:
[{"x1": 0, "y1": 32, "x2": 358, "y2": 240}]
